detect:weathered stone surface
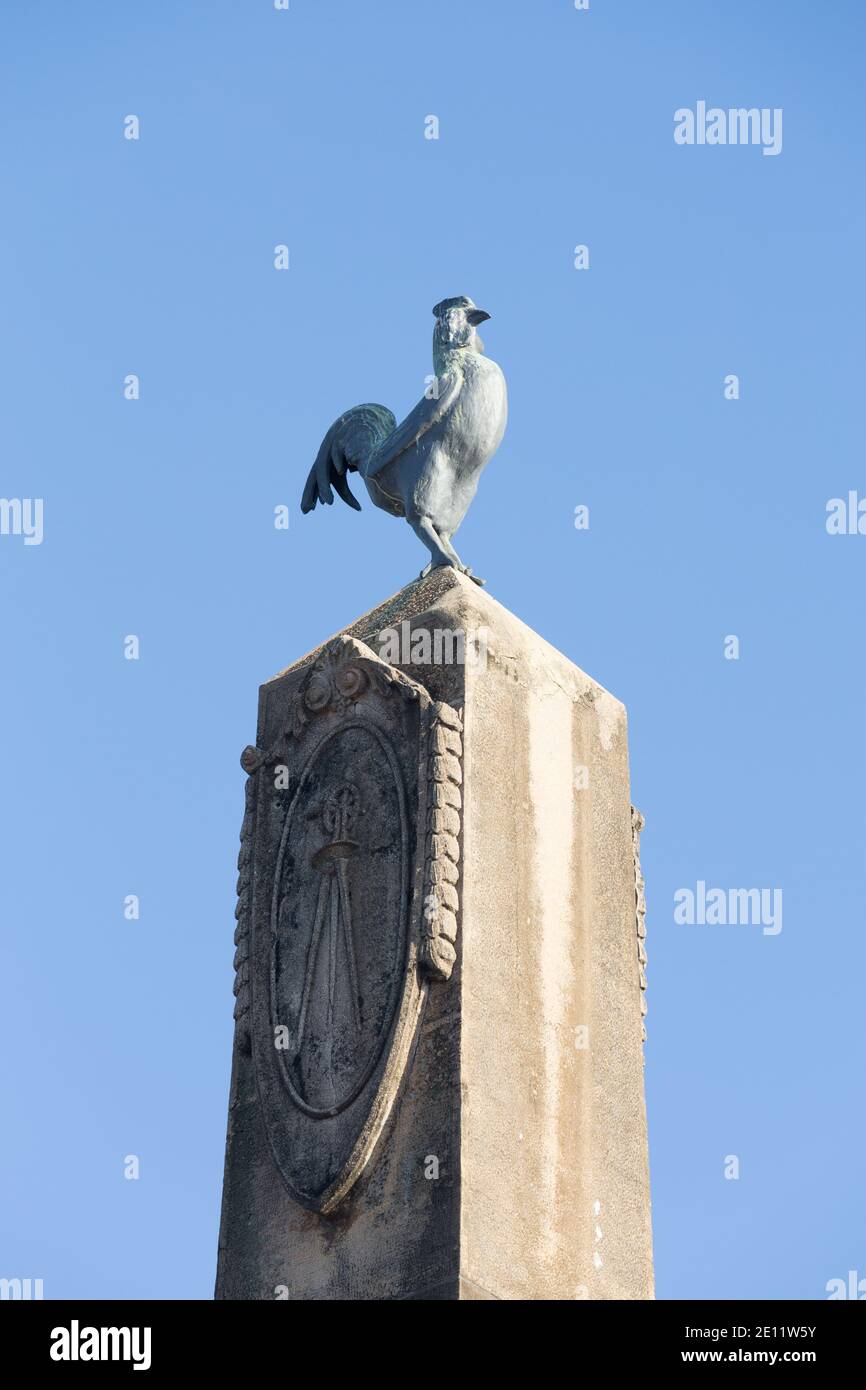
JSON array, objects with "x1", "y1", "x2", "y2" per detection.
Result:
[{"x1": 216, "y1": 570, "x2": 653, "y2": 1300}]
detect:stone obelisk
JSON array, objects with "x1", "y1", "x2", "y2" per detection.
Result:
[{"x1": 215, "y1": 569, "x2": 653, "y2": 1300}]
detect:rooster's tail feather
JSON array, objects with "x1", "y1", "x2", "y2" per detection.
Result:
[{"x1": 300, "y1": 403, "x2": 397, "y2": 513}]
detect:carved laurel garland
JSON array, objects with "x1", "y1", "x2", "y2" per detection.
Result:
[
  {"x1": 631, "y1": 805, "x2": 648, "y2": 1043},
  {"x1": 233, "y1": 634, "x2": 464, "y2": 1038},
  {"x1": 419, "y1": 702, "x2": 463, "y2": 981},
  {"x1": 233, "y1": 771, "x2": 256, "y2": 1052}
]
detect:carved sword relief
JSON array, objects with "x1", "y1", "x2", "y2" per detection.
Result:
[{"x1": 294, "y1": 783, "x2": 362, "y2": 1068}]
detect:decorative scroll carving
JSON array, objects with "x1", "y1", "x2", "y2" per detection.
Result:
[
  {"x1": 631, "y1": 805, "x2": 648, "y2": 1043},
  {"x1": 240, "y1": 634, "x2": 427, "y2": 774}
]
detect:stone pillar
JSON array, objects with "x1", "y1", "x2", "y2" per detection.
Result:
[{"x1": 215, "y1": 570, "x2": 653, "y2": 1300}]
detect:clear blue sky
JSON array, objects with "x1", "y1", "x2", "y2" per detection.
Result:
[{"x1": 1, "y1": 0, "x2": 864, "y2": 1300}]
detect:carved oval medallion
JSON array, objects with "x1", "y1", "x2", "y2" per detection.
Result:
[
  {"x1": 270, "y1": 721, "x2": 409, "y2": 1120},
  {"x1": 245, "y1": 638, "x2": 463, "y2": 1214}
]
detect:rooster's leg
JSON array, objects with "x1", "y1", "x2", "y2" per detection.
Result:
[
  {"x1": 410, "y1": 515, "x2": 456, "y2": 572},
  {"x1": 439, "y1": 528, "x2": 485, "y2": 587},
  {"x1": 412, "y1": 516, "x2": 485, "y2": 585}
]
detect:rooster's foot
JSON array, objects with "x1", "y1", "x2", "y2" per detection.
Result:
[{"x1": 418, "y1": 556, "x2": 484, "y2": 586}]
